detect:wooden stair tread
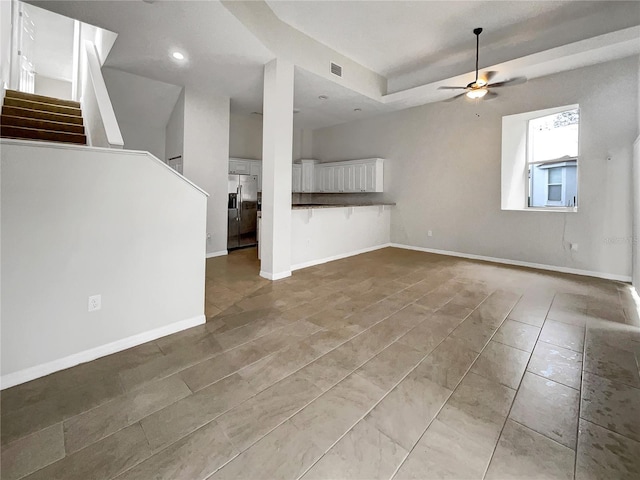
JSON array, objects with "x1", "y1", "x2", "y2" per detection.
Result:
[
  {"x1": 1, "y1": 105, "x2": 84, "y2": 125},
  {"x1": 5, "y1": 89, "x2": 80, "y2": 108},
  {"x1": 4, "y1": 97, "x2": 81, "y2": 116},
  {"x1": 1, "y1": 114, "x2": 85, "y2": 134},
  {"x1": 1, "y1": 125, "x2": 86, "y2": 145}
]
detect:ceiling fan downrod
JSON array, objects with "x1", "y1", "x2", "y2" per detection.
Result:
[{"x1": 473, "y1": 27, "x2": 482, "y2": 85}]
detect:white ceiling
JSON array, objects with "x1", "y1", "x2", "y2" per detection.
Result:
[
  {"x1": 29, "y1": 0, "x2": 640, "y2": 130},
  {"x1": 30, "y1": 0, "x2": 274, "y2": 105},
  {"x1": 267, "y1": 0, "x2": 640, "y2": 92}
]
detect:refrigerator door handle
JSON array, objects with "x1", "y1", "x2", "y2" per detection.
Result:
[{"x1": 237, "y1": 185, "x2": 242, "y2": 221}]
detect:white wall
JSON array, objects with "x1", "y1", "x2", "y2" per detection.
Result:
[
  {"x1": 634, "y1": 137, "x2": 640, "y2": 287},
  {"x1": 291, "y1": 206, "x2": 391, "y2": 270},
  {"x1": 103, "y1": 67, "x2": 182, "y2": 159},
  {"x1": 183, "y1": 87, "x2": 231, "y2": 255},
  {"x1": 229, "y1": 112, "x2": 262, "y2": 159},
  {"x1": 166, "y1": 88, "x2": 185, "y2": 163},
  {"x1": 0, "y1": 0, "x2": 11, "y2": 89},
  {"x1": 35, "y1": 75, "x2": 72, "y2": 99},
  {"x1": 1, "y1": 141, "x2": 207, "y2": 386},
  {"x1": 313, "y1": 57, "x2": 639, "y2": 279}
]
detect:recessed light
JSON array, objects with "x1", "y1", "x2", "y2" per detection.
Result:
[
  {"x1": 318, "y1": 95, "x2": 328, "y2": 100},
  {"x1": 353, "y1": 108, "x2": 362, "y2": 112},
  {"x1": 171, "y1": 51, "x2": 185, "y2": 61}
]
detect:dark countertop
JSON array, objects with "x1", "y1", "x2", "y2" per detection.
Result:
[{"x1": 291, "y1": 203, "x2": 396, "y2": 210}]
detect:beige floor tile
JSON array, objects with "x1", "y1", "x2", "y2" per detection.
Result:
[
  {"x1": 290, "y1": 373, "x2": 386, "y2": 451},
  {"x1": 208, "y1": 419, "x2": 324, "y2": 480},
  {"x1": 448, "y1": 286, "x2": 492, "y2": 309},
  {"x1": 393, "y1": 418, "x2": 488, "y2": 480},
  {"x1": 508, "y1": 292, "x2": 554, "y2": 327},
  {"x1": 581, "y1": 372, "x2": 640, "y2": 442},
  {"x1": 216, "y1": 374, "x2": 321, "y2": 451},
  {"x1": 356, "y1": 341, "x2": 425, "y2": 390},
  {"x1": 437, "y1": 372, "x2": 515, "y2": 444},
  {"x1": 140, "y1": 373, "x2": 255, "y2": 452},
  {"x1": 118, "y1": 421, "x2": 237, "y2": 480},
  {"x1": 63, "y1": 374, "x2": 191, "y2": 454},
  {"x1": 485, "y1": 419, "x2": 574, "y2": 480},
  {"x1": 1, "y1": 374, "x2": 124, "y2": 446},
  {"x1": 510, "y1": 372, "x2": 579, "y2": 449},
  {"x1": 23, "y1": 423, "x2": 151, "y2": 480},
  {"x1": 397, "y1": 320, "x2": 451, "y2": 355},
  {"x1": 178, "y1": 342, "x2": 270, "y2": 392},
  {"x1": 576, "y1": 419, "x2": 640, "y2": 480},
  {"x1": 450, "y1": 313, "x2": 497, "y2": 353},
  {"x1": 367, "y1": 371, "x2": 452, "y2": 451},
  {"x1": 583, "y1": 329, "x2": 640, "y2": 388},
  {"x1": 493, "y1": 319, "x2": 540, "y2": 352},
  {"x1": 435, "y1": 302, "x2": 474, "y2": 320},
  {"x1": 470, "y1": 340, "x2": 530, "y2": 389},
  {"x1": 539, "y1": 319, "x2": 585, "y2": 352},
  {"x1": 1, "y1": 423, "x2": 64, "y2": 480},
  {"x1": 527, "y1": 341, "x2": 583, "y2": 389},
  {"x1": 302, "y1": 418, "x2": 408, "y2": 480},
  {"x1": 417, "y1": 337, "x2": 479, "y2": 390}
]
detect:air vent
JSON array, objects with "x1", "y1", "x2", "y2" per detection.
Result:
[{"x1": 330, "y1": 62, "x2": 342, "y2": 77}]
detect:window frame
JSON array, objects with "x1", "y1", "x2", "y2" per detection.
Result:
[{"x1": 502, "y1": 104, "x2": 580, "y2": 213}]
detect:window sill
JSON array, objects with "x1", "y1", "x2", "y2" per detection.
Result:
[{"x1": 503, "y1": 207, "x2": 578, "y2": 213}]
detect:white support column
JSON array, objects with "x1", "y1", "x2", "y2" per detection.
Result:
[{"x1": 260, "y1": 58, "x2": 294, "y2": 280}]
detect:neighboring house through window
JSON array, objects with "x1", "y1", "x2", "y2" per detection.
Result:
[{"x1": 502, "y1": 104, "x2": 580, "y2": 211}]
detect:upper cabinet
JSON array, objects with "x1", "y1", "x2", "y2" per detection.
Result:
[
  {"x1": 230, "y1": 157, "x2": 384, "y2": 194},
  {"x1": 229, "y1": 158, "x2": 262, "y2": 192},
  {"x1": 292, "y1": 164, "x2": 302, "y2": 193},
  {"x1": 314, "y1": 158, "x2": 384, "y2": 193}
]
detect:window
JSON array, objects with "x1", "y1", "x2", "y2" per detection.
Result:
[
  {"x1": 527, "y1": 108, "x2": 579, "y2": 208},
  {"x1": 502, "y1": 104, "x2": 580, "y2": 211}
]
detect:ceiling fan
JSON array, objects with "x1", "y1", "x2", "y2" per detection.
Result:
[{"x1": 439, "y1": 27, "x2": 526, "y2": 101}]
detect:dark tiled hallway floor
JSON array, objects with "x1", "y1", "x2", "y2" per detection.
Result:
[{"x1": 2, "y1": 247, "x2": 640, "y2": 479}]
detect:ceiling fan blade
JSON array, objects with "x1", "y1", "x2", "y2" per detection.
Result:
[
  {"x1": 443, "y1": 92, "x2": 467, "y2": 102},
  {"x1": 488, "y1": 77, "x2": 527, "y2": 88},
  {"x1": 438, "y1": 86, "x2": 467, "y2": 90},
  {"x1": 483, "y1": 91, "x2": 498, "y2": 101},
  {"x1": 480, "y1": 71, "x2": 498, "y2": 84}
]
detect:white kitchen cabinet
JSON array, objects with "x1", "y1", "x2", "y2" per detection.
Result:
[
  {"x1": 292, "y1": 164, "x2": 302, "y2": 193},
  {"x1": 312, "y1": 158, "x2": 384, "y2": 193},
  {"x1": 229, "y1": 158, "x2": 251, "y2": 174},
  {"x1": 300, "y1": 159, "x2": 316, "y2": 192},
  {"x1": 229, "y1": 158, "x2": 262, "y2": 192}
]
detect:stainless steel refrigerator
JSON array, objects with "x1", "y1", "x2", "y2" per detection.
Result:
[{"x1": 227, "y1": 174, "x2": 258, "y2": 249}]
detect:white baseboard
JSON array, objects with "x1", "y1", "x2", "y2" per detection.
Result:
[
  {"x1": 206, "y1": 250, "x2": 228, "y2": 258},
  {"x1": 0, "y1": 314, "x2": 206, "y2": 390},
  {"x1": 390, "y1": 243, "x2": 632, "y2": 283},
  {"x1": 291, "y1": 243, "x2": 392, "y2": 272},
  {"x1": 260, "y1": 270, "x2": 292, "y2": 281}
]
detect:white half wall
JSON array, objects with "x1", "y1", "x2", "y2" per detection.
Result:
[
  {"x1": 183, "y1": 87, "x2": 231, "y2": 255},
  {"x1": 291, "y1": 206, "x2": 391, "y2": 270},
  {"x1": 1, "y1": 140, "x2": 208, "y2": 387},
  {"x1": 312, "y1": 57, "x2": 639, "y2": 279}
]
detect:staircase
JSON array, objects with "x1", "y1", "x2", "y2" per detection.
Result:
[{"x1": 1, "y1": 90, "x2": 86, "y2": 145}]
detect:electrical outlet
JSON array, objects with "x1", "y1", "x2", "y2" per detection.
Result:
[
  {"x1": 428, "y1": 230, "x2": 433, "y2": 237},
  {"x1": 88, "y1": 294, "x2": 101, "y2": 312}
]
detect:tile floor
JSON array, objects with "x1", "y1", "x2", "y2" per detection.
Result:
[{"x1": 2, "y1": 247, "x2": 640, "y2": 480}]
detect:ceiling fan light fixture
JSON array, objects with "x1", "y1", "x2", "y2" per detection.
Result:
[{"x1": 466, "y1": 88, "x2": 488, "y2": 99}]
